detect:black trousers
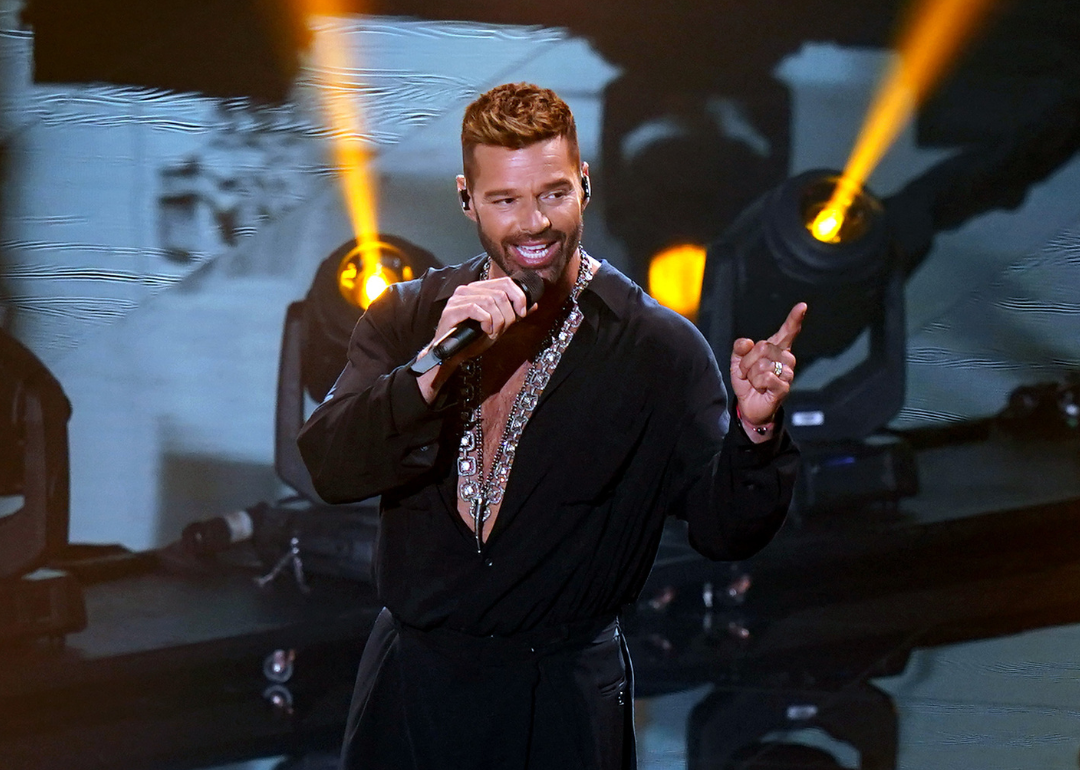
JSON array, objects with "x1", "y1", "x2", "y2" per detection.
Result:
[{"x1": 339, "y1": 609, "x2": 636, "y2": 769}]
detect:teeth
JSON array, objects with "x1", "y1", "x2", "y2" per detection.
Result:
[{"x1": 517, "y1": 243, "x2": 549, "y2": 255}]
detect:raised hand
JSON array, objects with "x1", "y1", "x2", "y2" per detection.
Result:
[
  {"x1": 416, "y1": 277, "x2": 534, "y2": 403},
  {"x1": 435, "y1": 277, "x2": 532, "y2": 358},
  {"x1": 730, "y1": 303, "x2": 807, "y2": 432}
]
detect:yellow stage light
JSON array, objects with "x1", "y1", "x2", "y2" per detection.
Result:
[
  {"x1": 802, "y1": 175, "x2": 879, "y2": 247},
  {"x1": 364, "y1": 271, "x2": 391, "y2": 305},
  {"x1": 810, "y1": 209, "x2": 845, "y2": 244},
  {"x1": 336, "y1": 240, "x2": 415, "y2": 309},
  {"x1": 648, "y1": 244, "x2": 707, "y2": 321},
  {"x1": 812, "y1": 0, "x2": 998, "y2": 238}
]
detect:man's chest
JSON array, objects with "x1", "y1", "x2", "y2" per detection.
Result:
[{"x1": 478, "y1": 362, "x2": 530, "y2": 464}]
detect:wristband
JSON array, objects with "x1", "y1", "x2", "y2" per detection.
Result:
[{"x1": 736, "y1": 405, "x2": 774, "y2": 437}]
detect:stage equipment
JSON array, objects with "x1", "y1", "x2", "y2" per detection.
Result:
[
  {"x1": 274, "y1": 234, "x2": 436, "y2": 576},
  {"x1": 282, "y1": 235, "x2": 439, "y2": 497},
  {"x1": 998, "y1": 375, "x2": 1080, "y2": 438},
  {"x1": 686, "y1": 682, "x2": 898, "y2": 770},
  {"x1": 698, "y1": 169, "x2": 916, "y2": 513},
  {"x1": 599, "y1": 75, "x2": 788, "y2": 292},
  {"x1": 24, "y1": 0, "x2": 305, "y2": 102},
  {"x1": 700, "y1": 169, "x2": 902, "y2": 442},
  {"x1": 0, "y1": 329, "x2": 87, "y2": 641},
  {"x1": 296, "y1": 236, "x2": 439, "y2": 408},
  {"x1": 183, "y1": 235, "x2": 438, "y2": 583}
]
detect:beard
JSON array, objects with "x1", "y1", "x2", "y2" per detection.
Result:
[{"x1": 475, "y1": 215, "x2": 584, "y2": 288}]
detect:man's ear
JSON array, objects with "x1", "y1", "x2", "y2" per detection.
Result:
[
  {"x1": 580, "y1": 162, "x2": 591, "y2": 208},
  {"x1": 456, "y1": 175, "x2": 476, "y2": 221}
]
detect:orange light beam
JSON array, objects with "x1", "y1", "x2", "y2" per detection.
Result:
[
  {"x1": 296, "y1": 1, "x2": 383, "y2": 285},
  {"x1": 811, "y1": 0, "x2": 999, "y2": 242}
]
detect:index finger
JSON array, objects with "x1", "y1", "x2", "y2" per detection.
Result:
[
  {"x1": 487, "y1": 276, "x2": 530, "y2": 318},
  {"x1": 768, "y1": 302, "x2": 808, "y2": 350}
]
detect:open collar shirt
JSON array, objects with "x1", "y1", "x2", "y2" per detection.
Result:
[{"x1": 298, "y1": 255, "x2": 799, "y2": 637}]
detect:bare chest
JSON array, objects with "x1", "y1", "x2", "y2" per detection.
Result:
[{"x1": 455, "y1": 358, "x2": 532, "y2": 541}]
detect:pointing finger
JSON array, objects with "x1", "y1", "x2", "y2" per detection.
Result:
[{"x1": 767, "y1": 302, "x2": 808, "y2": 350}]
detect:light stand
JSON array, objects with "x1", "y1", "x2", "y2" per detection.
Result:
[{"x1": 0, "y1": 330, "x2": 86, "y2": 641}]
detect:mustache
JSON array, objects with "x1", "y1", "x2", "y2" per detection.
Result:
[{"x1": 507, "y1": 230, "x2": 562, "y2": 243}]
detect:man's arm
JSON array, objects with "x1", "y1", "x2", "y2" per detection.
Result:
[
  {"x1": 297, "y1": 283, "x2": 451, "y2": 504},
  {"x1": 662, "y1": 301, "x2": 805, "y2": 559},
  {"x1": 667, "y1": 354, "x2": 800, "y2": 561}
]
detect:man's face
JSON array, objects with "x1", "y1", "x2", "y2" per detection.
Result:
[{"x1": 458, "y1": 136, "x2": 588, "y2": 287}]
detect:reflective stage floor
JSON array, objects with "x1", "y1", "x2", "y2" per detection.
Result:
[{"x1": 4, "y1": 430, "x2": 1080, "y2": 770}]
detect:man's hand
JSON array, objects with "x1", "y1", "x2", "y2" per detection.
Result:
[
  {"x1": 730, "y1": 303, "x2": 807, "y2": 438},
  {"x1": 417, "y1": 277, "x2": 534, "y2": 402}
]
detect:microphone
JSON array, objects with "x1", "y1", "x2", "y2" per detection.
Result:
[{"x1": 408, "y1": 272, "x2": 545, "y2": 375}]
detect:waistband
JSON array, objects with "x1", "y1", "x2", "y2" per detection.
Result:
[{"x1": 389, "y1": 611, "x2": 620, "y2": 665}]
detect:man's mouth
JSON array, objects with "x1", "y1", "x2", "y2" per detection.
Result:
[{"x1": 510, "y1": 241, "x2": 558, "y2": 266}]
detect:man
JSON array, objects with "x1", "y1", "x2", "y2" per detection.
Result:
[{"x1": 298, "y1": 82, "x2": 804, "y2": 769}]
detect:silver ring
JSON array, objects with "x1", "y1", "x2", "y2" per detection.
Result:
[{"x1": 772, "y1": 361, "x2": 784, "y2": 378}]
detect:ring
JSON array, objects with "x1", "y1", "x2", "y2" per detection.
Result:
[{"x1": 772, "y1": 361, "x2": 784, "y2": 378}]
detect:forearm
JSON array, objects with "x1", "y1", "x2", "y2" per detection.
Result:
[
  {"x1": 296, "y1": 282, "x2": 453, "y2": 503},
  {"x1": 679, "y1": 413, "x2": 800, "y2": 561},
  {"x1": 301, "y1": 369, "x2": 451, "y2": 503}
]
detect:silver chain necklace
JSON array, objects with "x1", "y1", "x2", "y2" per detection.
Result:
[{"x1": 457, "y1": 251, "x2": 595, "y2": 553}]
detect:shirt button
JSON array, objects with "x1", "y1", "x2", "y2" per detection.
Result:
[{"x1": 484, "y1": 559, "x2": 493, "y2": 567}]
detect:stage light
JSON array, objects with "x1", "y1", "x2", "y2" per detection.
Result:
[
  {"x1": 701, "y1": 169, "x2": 895, "y2": 400},
  {"x1": 182, "y1": 233, "x2": 439, "y2": 583},
  {"x1": 0, "y1": 331, "x2": 71, "y2": 580},
  {"x1": 335, "y1": 238, "x2": 417, "y2": 311},
  {"x1": 598, "y1": 75, "x2": 785, "y2": 291},
  {"x1": 299, "y1": 235, "x2": 438, "y2": 404},
  {"x1": 698, "y1": 169, "x2": 915, "y2": 513},
  {"x1": 277, "y1": 234, "x2": 438, "y2": 502},
  {"x1": 0, "y1": 329, "x2": 86, "y2": 641},
  {"x1": 648, "y1": 243, "x2": 707, "y2": 321}
]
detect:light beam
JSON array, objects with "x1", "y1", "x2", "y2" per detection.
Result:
[
  {"x1": 298, "y1": 2, "x2": 383, "y2": 290},
  {"x1": 810, "y1": 0, "x2": 998, "y2": 242}
]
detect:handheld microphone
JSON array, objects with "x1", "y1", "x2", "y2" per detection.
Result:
[{"x1": 409, "y1": 272, "x2": 545, "y2": 375}]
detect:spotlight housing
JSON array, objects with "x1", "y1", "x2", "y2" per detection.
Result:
[
  {"x1": 699, "y1": 170, "x2": 916, "y2": 514},
  {"x1": 336, "y1": 239, "x2": 419, "y2": 311},
  {"x1": 277, "y1": 234, "x2": 438, "y2": 502},
  {"x1": 699, "y1": 169, "x2": 903, "y2": 443},
  {"x1": 300, "y1": 236, "x2": 439, "y2": 404},
  {"x1": 0, "y1": 329, "x2": 87, "y2": 641}
]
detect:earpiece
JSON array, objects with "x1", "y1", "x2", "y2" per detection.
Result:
[
  {"x1": 459, "y1": 189, "x2": 471, "y2": 211},
  {"x1": 581, "y1": 175, "x2": 591, "y2": 203}
]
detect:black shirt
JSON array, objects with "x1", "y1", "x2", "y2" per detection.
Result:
[{"x1": 297, "y1": 255, "x2": 799, "y2": 637}]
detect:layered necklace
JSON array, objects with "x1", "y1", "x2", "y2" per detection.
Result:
[{"x1": 457, "y1": 251, "x2": 595, "y2": 553}]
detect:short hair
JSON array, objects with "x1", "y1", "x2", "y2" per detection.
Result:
[{"x1": 461, "y1": 82, "x2": 579, "y2": 181}]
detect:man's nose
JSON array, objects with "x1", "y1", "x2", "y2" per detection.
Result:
[{"x1": 519, "y1": 199, "x2": 550, "y2": 234}]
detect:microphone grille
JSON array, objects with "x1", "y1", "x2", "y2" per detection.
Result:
[{"x1": 514, "y1": 272, "x2": 546, "y2": 308}]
